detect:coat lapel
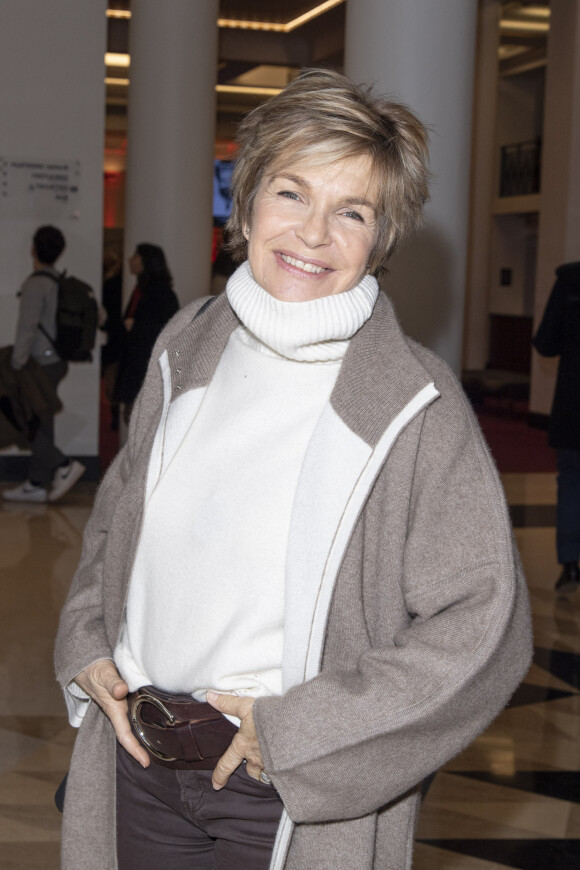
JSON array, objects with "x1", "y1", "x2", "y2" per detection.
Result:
[
  {"x1": 146, "y1": 294, "x2": 239, "y2": 497},
  {"x1": 283, "y1": 292, "x2": 440, "y2": 690}
]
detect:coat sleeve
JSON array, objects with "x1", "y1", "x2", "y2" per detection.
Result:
[
  {"x1": 53, "y1": 333, "x2": 163, "y2": 700},
  {"x1": 252, "y1": 368, "x2": 533, "y2": 824},
  {"x1": 53, "y1": 395, "x2": 142, "y2": 700},
  {"x1": 54, "y1": 300, "x2": 207, "y2": 720}
]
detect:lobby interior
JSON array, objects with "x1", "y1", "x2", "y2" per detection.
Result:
[{"x1": 0, "y1": 1, "x2": 579, "y2": 868}]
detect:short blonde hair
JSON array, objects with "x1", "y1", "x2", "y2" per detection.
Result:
[{"x1": 226, "y1": 68, "x2": 430, "y2": 275}]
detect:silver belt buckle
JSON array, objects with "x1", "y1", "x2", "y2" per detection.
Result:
[{"x1": 130, "y1": 693, "x2": 179, "y2": 762}]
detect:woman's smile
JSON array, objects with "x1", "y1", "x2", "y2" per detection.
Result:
[
  {"x1": 278, "y1": 253, "x2": 329, "y2": 275},
  {"x1": 247, "y1": 154, "x2": 379, "y2": 302}
]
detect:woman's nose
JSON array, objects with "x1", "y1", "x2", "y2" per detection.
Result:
[{"x1": 297, "y1": 209, "x2": 331, "y2": 247}]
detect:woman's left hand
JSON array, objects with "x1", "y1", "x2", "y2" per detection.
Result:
[{"x1": 207, "y1": 692, "x2": 265, "y2": 790}]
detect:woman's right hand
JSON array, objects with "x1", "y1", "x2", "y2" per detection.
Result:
[{"x1": 74, "y1": 660, "x2": 150, "y2": 768}]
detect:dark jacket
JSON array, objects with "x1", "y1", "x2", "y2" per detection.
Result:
[
  {"x1": 533, "y1": 262, "x2": 580, "y2": 449},
  {"x1": 100, "y1": 270, "x2": 123, "y2": 369},
  {"x1": 0, "y1": 346, "x2": 62, "y2": 448},
  {"x1": 114, "y1": 280, "x2": 179, "y2": 406}
]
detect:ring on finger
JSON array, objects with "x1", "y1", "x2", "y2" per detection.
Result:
[{"x1": 259, "y1": 770, "x2": 272, "y2": 784}]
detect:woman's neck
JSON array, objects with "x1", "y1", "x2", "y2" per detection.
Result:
[{"x1": 226, "y1": 261, "x2": 379, "y2": 362}]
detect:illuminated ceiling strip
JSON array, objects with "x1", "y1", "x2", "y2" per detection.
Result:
[
  {"x1": 517, "y1": 6, "x2": 550, "y2": 18},
  {"x1": 218, "y1": 0, "x2": 343, "y2": 32},
  {"x1": 283, "y1": 0, "x2": 344, "y2": 31},
  {"x1": 500, "y1": 20, "x2": 550, "y2": 32},
  {"x1": 106, "y1": 52, "x2": 130, "y2": 67},
  {"x1": 105, "y1": 80, "x2": 283, "y2": 96},
  {"x1": 217, "y1": 19, "x2": 283, "y2": 31},
  {"x1": 105, "y1": 1, "x2": 344, "y2": 32},
  {"x1": 216, "y1": 84, "x2": 282, "y2": 96}
]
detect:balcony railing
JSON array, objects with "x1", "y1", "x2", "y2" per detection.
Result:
[{"x1": 499, "y1": 138, "x2": 542, "y2": 197}]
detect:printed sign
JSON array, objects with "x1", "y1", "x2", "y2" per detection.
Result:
[{"x1": 0, "y1": 158, "x2": 81, "y2": 219}]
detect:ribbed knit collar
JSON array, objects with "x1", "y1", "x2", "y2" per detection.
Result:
[{"x1": 226, "y1": 260, "x2": 379, "y2": 362}]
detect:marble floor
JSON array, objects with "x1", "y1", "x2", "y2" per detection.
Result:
[{"x1": 0, "y1": 473, "x2": 578, "y2": 869}]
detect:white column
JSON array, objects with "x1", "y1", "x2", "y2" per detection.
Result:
[
  {"x1": 0, "y1": 0, "x2": 106, "y2": 468},
  {"x1": 345, "y1": 0, "x2": 478, "y2": 373},
  {"x1": 530, "y1": 0, "x2": 580, "y2": 417},
  {"x1": 463, "y1": 0, "x2": 501, "y2": 371},
  {"x1": 124, "y1": 0, "x2": 219, "y2": 306}
]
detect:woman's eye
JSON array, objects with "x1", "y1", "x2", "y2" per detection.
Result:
[
  {"x1": 278, "y1": 190, "x2": 300, "y2": 200},
  {"x1": 342, "y1": 210, "x2": 364, "y2": 222}
]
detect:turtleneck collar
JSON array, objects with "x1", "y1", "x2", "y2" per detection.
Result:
[{"x1": 226, "y1": 261, "x2": 379, "y2": 362}]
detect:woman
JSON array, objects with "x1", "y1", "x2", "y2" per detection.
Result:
[
  {"x1": 55, "y1": 70, "x2": 532, "y2": 870},
  {"x1": 114, "y1": 242, "x2": 179, "y2": 422}
]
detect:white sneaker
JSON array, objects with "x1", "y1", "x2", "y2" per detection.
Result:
[
  {"x1": 2, "y1": 481, "x2": 48, "y2": 503},
  {"x1": 49, "y1": 460, "x2": 86, "y2": 503}
]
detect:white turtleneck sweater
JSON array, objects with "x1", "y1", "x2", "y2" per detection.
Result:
[{"x1": 114, "y1": 262, "x2": 378, "y2": 709}]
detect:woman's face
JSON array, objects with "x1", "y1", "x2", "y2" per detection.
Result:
[
  {"x1": 129, "y1": 250, "x2": 143, "y2": 276},
  {"x1": 246, "y1": 154, "x2": 379, "y2": 302}
]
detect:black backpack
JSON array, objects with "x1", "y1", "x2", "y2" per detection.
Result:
[{"x1": 36, "y1": 270, "x2": 98, "y2": 362}]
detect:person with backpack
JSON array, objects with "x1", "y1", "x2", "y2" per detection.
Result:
[{"x1": 3, "y1": 225, "x2": 86, "y2": 503}]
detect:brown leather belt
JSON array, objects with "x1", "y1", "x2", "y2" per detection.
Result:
[{"x1": 128, "y1": 686, "x2": 238, "y2": 770}]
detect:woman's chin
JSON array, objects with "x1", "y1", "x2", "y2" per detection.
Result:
[{"x1": 261, "y1": 275, "x2": 345, "y2": 303}]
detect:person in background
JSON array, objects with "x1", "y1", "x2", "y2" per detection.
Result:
[
  {"x1": 55, "y1": 70, "x2": 532, "y2": 870},
  {"x1": 534, "y1": 260, "x2": 580, "y2": 593},
  {"x1": 99, "y1": 246, "x2": 123, "y2": 431},
  {"x1": 114, "y1": 243, "x2": 179, "y2": 424},
  {"x1": 3, "y1": 225, "x2": 85, "y2": 504}
]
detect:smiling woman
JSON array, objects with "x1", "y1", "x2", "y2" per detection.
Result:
[
  {"x1": 246, "y1": 155, "x2": 379, "y2": 301},
  {"x1": 228, "y1": 69, "x2": 430, "y2": 278},
  {"x1": 55, "y1": 68, "x2": 531, "y2": 870}
]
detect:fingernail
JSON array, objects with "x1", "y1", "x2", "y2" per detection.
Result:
[{"x1": 207, "y1": 691, "x2": 218, "y2": 702}]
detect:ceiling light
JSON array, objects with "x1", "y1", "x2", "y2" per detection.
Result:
[
  {"x1": 216, "y1": 84, "x2": 283, "y2": 96},
  {"x1": 217, "y1": 19, "x2": 282, "y2": 32},
  {"x1": 105, "y1": 52, "x2": 130, "y2": 67},
  {"x1": 103, "y1": 80, "x2": 284, "y2": 96},
  {"x1": 218, "y1": 0, "x2": 344, "y2": 33},
  {"x1": 284, "y1": 0, "x2": 344, "y2": 31},
  {"x1": 105, "y1": 2, "x2": 344, "y2": 33},
  {"x1": 516, "y1": 6, "x2": 550, "y2": 19},
  {"x1": 500, "y1": 20, "x2": 550, "y2": 33}
]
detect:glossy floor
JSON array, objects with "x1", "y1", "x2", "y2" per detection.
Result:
[{"x1": 0, "y1": 474, "x2": 578, "y2": 869}]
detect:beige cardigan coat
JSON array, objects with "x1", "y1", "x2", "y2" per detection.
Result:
[{"x1": 55, "y1": 290, "x2": 532, "y2": 870}]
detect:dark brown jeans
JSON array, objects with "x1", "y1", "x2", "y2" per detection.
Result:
[{"x1": 116, "y1": 743, "x2": 284, "y2": 869}]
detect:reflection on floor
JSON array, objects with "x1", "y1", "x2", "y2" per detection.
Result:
[{"x1": 0, "y1": 474, "x2": 578, "y2": 869}]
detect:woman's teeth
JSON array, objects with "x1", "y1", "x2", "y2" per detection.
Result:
[{"x1": 280, "y1": 254, "x2": 326, "y2": 274}]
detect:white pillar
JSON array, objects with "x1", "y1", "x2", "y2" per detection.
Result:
[
  {"x1": 0, "y1": 0, "x2": 106, "y2": 470},
  {"x1": 530, "y1": 0, "x2": 580, "y2": 417},
  {"x1": 124, "y1": 0, "x2": 219, "y2": 306},
  {"x1": 345, "y1": 0, "x2": 478, "y2": 372},
  {"x1": 463, "y1": 0, "x2": 501, "y2": 371}
]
